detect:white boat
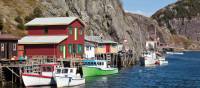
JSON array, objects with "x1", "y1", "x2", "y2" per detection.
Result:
[
  {"x1": 140, "y1": 51, "x2": 157, "y2": 66},
  {"x1": 157, "y1": 56, "x2": 168, "y2": 65},
  {"x1": 54, "y1": 67, "x2": 85, "y2": 87},
  {"x1": 22, "y1": 63, "x2": 57, "y2": 87},
  {"x1": 166, "y1": 52, "x2": 184, "y2": 55}
]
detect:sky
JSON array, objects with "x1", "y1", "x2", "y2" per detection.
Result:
[{"x1": 122, "y1": 0, "x2": 177, "y2": 17}]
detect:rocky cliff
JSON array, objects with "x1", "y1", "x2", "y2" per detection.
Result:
[
  {"x1": 152, "y1": 0, "x2": 200, "y2": 49},
  {"x1": 0, "y1": 0, "x2": 170, "y2": 62}
]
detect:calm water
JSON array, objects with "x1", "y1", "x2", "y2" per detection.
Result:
[{"x1": 4, "y1": 51, "x2": 200, "y2": 88}]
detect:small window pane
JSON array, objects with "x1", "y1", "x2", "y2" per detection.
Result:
[
  {"x1": 68, "y1": 44, "x2": 73, "y2": 54},
  {"x1": 1, "y1": 43, "x2": 4, "y2": 51},
  {"x1": 80, "y1": 28, "x2": 83, "y2": 35},
  {"x1": 56, "y1": 69, "x2": 61, "y2": 73},
  {"x1": 63, "y1": 69, "x2": 68, "y2": 73},
  {"x1": 70, "y1": 69, "x2": 73, "y2": 73},
  {"x1": 68, "y1": 26, "x2": 73, "y2": 35},
  {"x1": 13, "y1": 43, "x2": 16, "y2": 51},
  {"x1": 77, "y1": 44, "x2": 82, "y2": 54}
]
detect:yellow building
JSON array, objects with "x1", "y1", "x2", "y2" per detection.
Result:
[{"x1": 85, "y1": 36, "x2": 118, "y2": 54}]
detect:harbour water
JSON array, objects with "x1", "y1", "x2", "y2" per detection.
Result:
[{"x1": 3, "y1": 51, "x2": 200, "y2": 88}]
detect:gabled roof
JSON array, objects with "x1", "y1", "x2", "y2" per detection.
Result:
[
  {"x1": 25, "y1": 17, "x2": 85, "y2": 26},
  {"x1": 0, "y1": 34, "x2": 19, "y2": 40},
  {"x1": 85, "y1": 36, "x2": 117, "y2": 44},
  {"x1": 18, "y1": 35, "x2": 68, "y2": 44}
]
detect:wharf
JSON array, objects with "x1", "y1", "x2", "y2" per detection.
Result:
[{"x1": 0, "y1": 52, "x2": 135, "y2": 85}]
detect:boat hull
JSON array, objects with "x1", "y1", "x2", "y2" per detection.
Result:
[
  {"x1": 82, "y1": 66, "x2": 118, "y2": 77},
  {"x1": 140, "y1": 57, "x2": 157, "y2": 66},
  {"x1": 22, "y1": 74, "x2": 56, "y2": 87},
  {"x1": 55, "y1": 76, "x2": 85, "y2": 87}
]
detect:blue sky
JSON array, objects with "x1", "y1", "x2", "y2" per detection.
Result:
[{"x1": 122, "y1": 0, "x2": 176, "y2": 17}]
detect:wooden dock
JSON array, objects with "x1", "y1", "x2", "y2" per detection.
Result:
[{"x1": 0, "y1": 51, "x2": 135, "y2": 85}]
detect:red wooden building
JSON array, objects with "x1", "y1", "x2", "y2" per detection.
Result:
[{"x1": 18, "y1": 17, "x2": 85, "y2": 60}]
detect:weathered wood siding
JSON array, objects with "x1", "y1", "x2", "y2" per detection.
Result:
[{"x1": 0, "y1": 40, "x2": 17, "y2": 59}]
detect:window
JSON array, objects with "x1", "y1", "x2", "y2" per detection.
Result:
[
  {"x1": 74, "y1": 28, "x2": 78, "y2": 40},
  {"x1": 77, "y1": 44, "x2": 83, "y2": 54},
  {"x1": 68, "y1": 26, "x2": 73, "y2": 35},
  {"x1": 70, "y1": 69, "x2": 73, "y2": 73},
  {"x1": 86, "y1": 46, "x2": 90, "y2": 51},
  {"x1": 13, "y1": 43, "x2": 16, "y2": 51},
  {"x1": 68, "y1": 44, "x2": 73, "y2": 54},
  {"x1": 79, "y1": 28, "x2": 83, "y2": 35},
  {"x1": 44, "y1": 27, "x2": 48, "y2": 34},
  {"x1": 1, "y1": 43, "x2": 4, "y2": 51},
  {"x1": 112, "y1": 44, "x2": 117, "y2": 48},
  {"x1": 56, "y1": 69, "x2": 61, "y2": 74},
  {"x1": 59, "y1": 45, "x2": 65, "y2": 52},
  {"x1": 98, "y1": 44, "x2": 104, "y2": 48},
  {"x1": 63, "y1": 69, "x2": 68, "y2": 73}
]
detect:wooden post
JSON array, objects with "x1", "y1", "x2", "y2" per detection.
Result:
[
  {"x1": 116, "y1": 54, "x2": 118, "y2": 68},
  {"x1": 19, "y1": 67, "x2": 22, "y2": 85},
  {"x1": 12, "y1": 68, "x2": 13, "y2": 84}
]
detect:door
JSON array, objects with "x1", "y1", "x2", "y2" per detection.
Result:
[{"x1": 106, "y1": 44, "x2": 110, "y2": 53}]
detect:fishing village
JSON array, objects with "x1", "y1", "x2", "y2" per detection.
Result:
[
  {"x1": 2, "y1": 0, "x2": 200, "y2": 88},
  {"x1": 0, "y1": 16, "x2": 171, "y2": 87}
]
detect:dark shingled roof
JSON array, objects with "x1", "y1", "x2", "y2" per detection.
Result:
[{"x1": 0, "y1": 34, "x2": 19, "y2": 40}]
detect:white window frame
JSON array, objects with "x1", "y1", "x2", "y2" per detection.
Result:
[{"x1": 1, "y1": 43, "x2": 4, "y2": 51}]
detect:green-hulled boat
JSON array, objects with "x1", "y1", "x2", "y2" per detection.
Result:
[{"x1": 82, "y1": 60, "x2": 118, "y2": 77}]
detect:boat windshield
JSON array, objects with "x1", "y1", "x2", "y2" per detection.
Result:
[
  {"x1": 62, "y1": 69, "x2": 68, "y2": 73},
  {"x1": 56, "y1": 69, "x2": 62, "y2": 74}
]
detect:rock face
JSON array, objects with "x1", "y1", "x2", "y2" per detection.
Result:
[
  {"x1": 152, "y1": 0, "x2": 200, "y2": 42},
  {"x1": 0, "y1": 0, "x2": 170, "y2": 62}
]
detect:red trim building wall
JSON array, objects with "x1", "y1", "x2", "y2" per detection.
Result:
[{"x1": 20, "y1": 19, "x2": 85, "y2": 60}]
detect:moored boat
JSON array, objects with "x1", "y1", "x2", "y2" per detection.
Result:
[
  {"x1": 166, "y1": 52, "x2": 184, "y2": 55},
  {"x1": 82, "y1": 60, "x2": 118, "y2": 77},
  {"x1": 22, "y1": 63, "x2": 57, "y2": 87},
  {"x1": 54, "y1": 67, "x2": 85, "y2": 87},
  {"x1": 140, "y1": 51, "x2": 157, "y2": 66},
  {"x1": 156, "y1": 56, "x2": 168, "y2": 65}
]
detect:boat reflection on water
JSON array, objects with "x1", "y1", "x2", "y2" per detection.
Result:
[{"x1": 86, "y1": 76, "x2": 108, "y2": 82}]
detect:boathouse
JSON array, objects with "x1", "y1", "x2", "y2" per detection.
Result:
[
  {"x1": 18, "y1": 17, "x2": 85, "y2": 60},
  {"x1": 0, "y1": 34, "x2": 19, "y2": 60}
]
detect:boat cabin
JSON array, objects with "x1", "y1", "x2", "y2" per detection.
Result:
[
  {"x1": 55, "y1": 67, "x2": 77, "y2": 76},
  {"x1": 83, "y1": 60, "x2": 108, "y2": 68}
]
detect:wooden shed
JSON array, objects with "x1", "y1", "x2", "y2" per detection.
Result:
[{"x1": 0, "y1": 34, "x2": 19, "y2": 60}]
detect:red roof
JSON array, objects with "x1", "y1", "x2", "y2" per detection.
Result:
[{"x1": 0, "y1": 34, "x2": 19, "y2": 40}]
